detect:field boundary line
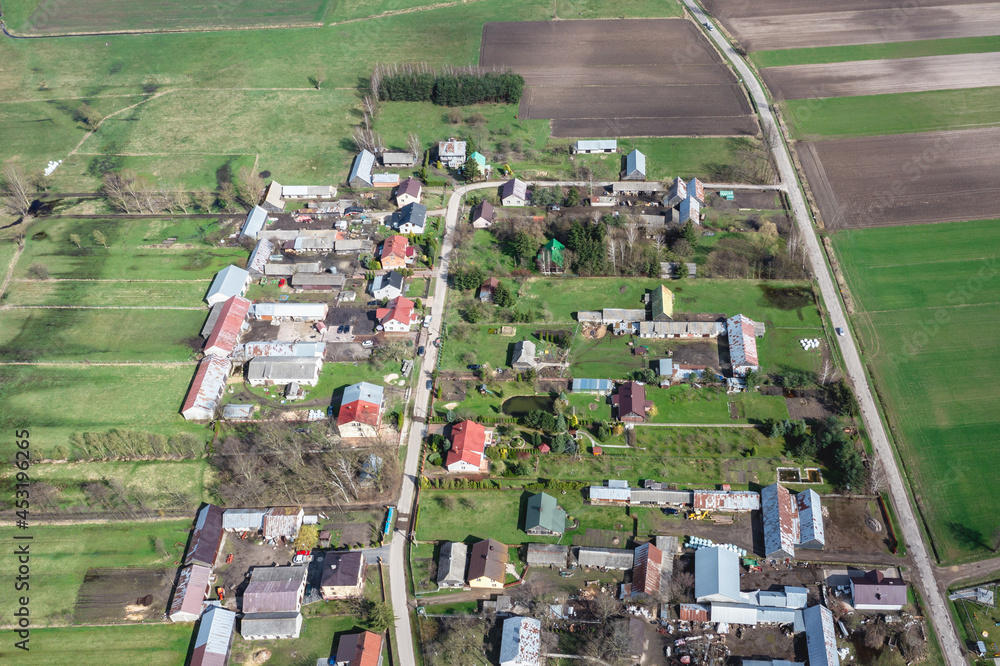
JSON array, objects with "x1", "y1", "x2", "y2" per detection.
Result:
[
  {"x1": 67, "y1": 90, "x2": 171, "y2": 158},
  {"x1": 14, "y1": 278, "x2": 211, "y2": 282},
  {"x1": 0, "y1": 361, "x2": 198, "y2": 366},
  {"x1": 326, "y1": 0, "x2": 488, "y2": 27},
  {"x1": 0, "y1": 304, "x2": 205, "y2": 310},
  {"x1": 0, "y1": 243, "x2": 23, "y2": 300}
]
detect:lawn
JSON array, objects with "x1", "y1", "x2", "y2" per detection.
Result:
[
  {"x1": 784, "y1": 87, "x2": 1000, "y2": 139},
  {"x1": 833, "y1": 220, "x2": 1000, "y2": 563},
  {"x1": 0, "y1": 520, "x2": 193, "y2": 625},
  {"x1": 0, "y1": 239, "x2": 18, "y2": 281},
  {"x1": 555, "y1": 0, "x2": 682, "y2": 18},
  {"x1": 9, "y1": 623, "x2": 193, "y2": 665},
  {"x1": 0, "y1": 364, "x2": 207, "y2": 458},
  {"x1": 0, "y1": 308, "x2": 206, "y2": 362},
  {"x1": 438, "y1": 323, "x2": 570, "y2": 372},
  {"x1": 230, "y1": 615, "x2": 374, "y2": 666},
  {"x1": 13, "y1": 217, "x2": 247, "y2": 279},
  {"x1": 3, "y1": 279, "x2": 211, "y2": 307},
  {"x1": 520, "y1": 278, "x2": 821, "y2": 328},
  {"x1": 646, "y1": 384, "x2": 789, "y2": 424},
  {"x1": 751, "y1": 35, "x2": 1000, "y2": 68}
]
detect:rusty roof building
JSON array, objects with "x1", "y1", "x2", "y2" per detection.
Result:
[
  {"x1": 243, "y1": 564, "x2": 307, "y2": 614},
  {"x1": 169, "y1": 563, "x2": 212, "y2": 622},
  {"x1": 262, "y1": 506, "x2": 304, "y2": 540},
  {"x1": 630, "y1": 543, "x2": 663, "y2": 598},
  {"x1": 190, "y1": 605, "x2": 236, "y2": 666},
  {"x1": 693, "y1": 490, "x2": 761, "y2": 512},
  {"x1": 181, "y1": 355, "x2": 231, "y2": 421},
  {"x1": 184, "y1": 504, "x2": 226, "y2": 568}
]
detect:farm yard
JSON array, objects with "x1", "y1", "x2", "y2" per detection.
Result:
[
  {"x1": 798, "y1": 128, "x2": 1000, "y2": 229},
  {"x1": 479, "y1": 19, "x2": 756, "y2": 138},
  {"x1": 833, "y1": 219, "x2": 1000, "y2": 563}
]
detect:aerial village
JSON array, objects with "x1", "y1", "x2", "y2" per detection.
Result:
[{"x1": 157, "y1": 134, "x2": 924, "y2": 666}]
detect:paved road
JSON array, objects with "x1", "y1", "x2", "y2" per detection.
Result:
[{"x1": 684, "y1": 2, "x2": 965, "y2": 662}]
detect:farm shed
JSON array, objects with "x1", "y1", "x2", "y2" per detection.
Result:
[
  {"x1": 243, "y1": 564, "x2": 307, "y2": 614},
  {"x1": 650, "y1": 284, "x2": 674, "y2": 321},
  {"x1": 291, "y1": 235, "x2": 336, "y2": 253},
  {"x1": 446, "y1": 420, "x2": 491, "y2": 473},
  {"x1": 241, "y1": 206, "x2": 269, "y2": 239},
  {"x1": 804, "y1": 605, "x2": 839, "y2": 666},
  {"x1": 190, "y1": 605, "x2": 236, "y2": 666},
  {"x1": 262, "y1": 181, "x2": 284, "y2": 212},
  {"x1": 850, "y1": 570, "x2": 907, "y2": 611},
  {"x1": 711, "y1": 602, "x2": 760, "y2": 625},
  {"x1": 184, "y1": 504, "x2": 226, "y2": 568},
  {"x1": 240, "y1": 612, "x2": 302, "y2": 640},
  {"x1": 524, "y1": 493, "x2": 567, "y2": 536},
  {"x1": 574, "y1": 547, "x2": 634, "y2": 570},
  {"x1": 334, "y1": 630, "x2": 384, "y2": 666},
  {"x1": 471, "y1": 200, "x2": 496, "y2": 228},
  {"x1": 573, "y1": 139, "x2": 617, "y2": 154},
  {"x1": 249, "y1": 302, "x2": 328, "y2": 321},
  {"x1": 203, "y1": 296, "x2": 251, "y2": 357},
  {"x1": 727, "y1": 314, "x2": 760, "y2": 376},
  {"x1": 609, "y1": 182, "x2": 662, "y2": 194},
  {"x1": 335, "y1": 239, "x2": 374, "y2": 254},
  {"x1": 500, "y1": 617, "x2": 541, "y2": 666},
  {"x1": 395, "y1": 177, "x2": 422, "y2": 207},
  {"x1": 468, "y1": 538, "x2": 508, "y2": 589},
  {"x1": 337, "y1": 381, "x2": 385, "y2": 439},
  {"x1": 796, "y1": 489, "x2": 825, "y2": 549},
  {"x1": 576, "y1": 311, "x2": 602, "y2": 323},
  {"x1": 611, "y1": 381, "x2": 653, "y2": 422},
  {"x1": 372, "y1": 173, "x2": 400, "y2": 188},
  {"x1": 639, "y1": 320, "x2": 724, "y2": 339},
  {"x1": 695, "y1": 546, "x2": 743, "y2": 603},
  {"x1": 438, "y1": 138, "x2": 467, "y2": 169},
  {"x1": 601, "y1": 308, "x2": 645, "y2": 324},
  {"x1": 664, "y1": 177, "x2": 688, "y2": 208},
  {"x1": 437, "y1": 542, "x2": 468, "y2": 589},
  {"x1": 349, "y1": 150, "x2": 376, "y2": 188},
  {"x1": 629, "y1": 488, "x2": 693, "y2": 505},
  {"x1": 511, "y1": 340, "x2": 537, "y2": 370},
  {"x1": 762, "y1": 482, "x2": 799, "y2": 559},
  {"x1": 630, "y1": 542, "x2": 663, "y2": 598},
  {"x1": 282, "y1": 185, "x2": 336, "y2": 199},
  {"x1": 693, "y1": 490, "x2": 761, "y2": 512},
  {"x1": 181, "y1": 355, "x2": 231, "y2": 421},
  {"x1": 381, "y1": 151, "x2": 416, "y2": 167},
  {"x1": 168, "y1": 563, "x2": 212, "y2": 622},
  {"x1": 262, "y1": 506, "x2": 305, "y2": 539},
  {"x1": 500, "y1": 178, "x2": 528, "y2": 206},
  {"x1": 588, "y1": 485, "x2": 630, "y2": 505},
  {"x1": 290, "y1": 273, "x2": 345, "y2": 290},
  {"x1": 319, "y1": 551, "x2": 366, "y2": 600},
  {"x1": 206, "y1": 265, "x2": 251, "y2": 306},
  {"x1": 387, "y1": 202, "x2": 427, "y2": 234},
  {"x1": 246, "y1": 238, "x2": 274, "y2": 277},
  {"x1": 526, "y1": 543, "x2": 569, "y2": 567},
  {"x1": 222, "y1": 508, "x2": 266, "y2": 533},
  {"x1": 371, "y1": 271, "x2": 405, "y2": 300},
  {"x1": 679, "y1": 603, "x2": 710, "y2": 622},
  {"x1": 621, "y1": 149, "x2": 646, "y2": 181},
  {"x1": 221, "y1": 403, "x2": 255, "y2": 421},
  {"x1": 238, "y1": 341, "x2": 325, "y2": 360},
  {"x1": 247, "y1": 357, "x2": 322, "y2": 387},
  {"x1": 571, "y1": 378, "x2": 613, "y2": 394},
  {"x1": 200, "y1": 302, "x2": 224, "y2": 338}
]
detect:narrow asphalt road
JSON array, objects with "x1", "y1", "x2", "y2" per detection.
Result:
[{"x1": 684, "y1": 2, "x2": 964, "y2": 662}]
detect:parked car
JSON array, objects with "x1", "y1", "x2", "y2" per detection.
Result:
[
  {"x1": 361, "y1": 340, "x2": 374, "y2": 348},
  {"x1": 703, "y1": 21, "x2": 714, "y2": 30},
  {"x1": 836, "y1": 327, "x2": 845, "y2": 336},
  {"x1": 417, "y1": 345, "x2": 425, "y2": 356},
  {"x1": 426, "y1": 379, "x2": 433, "y2": 390},
  {"x1": 423, "y1": 315, "x2": 432, "y2": 328},
  {"x1": 467, "y1": 364, "x2": 481, "y2": 371}
]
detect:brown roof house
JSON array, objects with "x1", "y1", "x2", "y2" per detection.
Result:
[
  {"x1": 850, "y1": 570, "x2": 908, "y2": 611},
  {"x1": 334, "y1": 630, "x2": 384, "y2": 666},
  {"x1": 468, "y1": 538, "x2": 509, "y2": 589},
  {"x1": 394, "y1": 177, "x2": 422, "y2": 207},
  {"x1": 610, "y1": 381, "x2": 653, "y2": 423},
  {"x1": 320, "y1": 551, "x2": 367, "y2": 600},
  {"x1": 479, "y1": 277, "x2": 500, "y2": 303},
  {"x1": 472, "y1": 200, "x2": 496, "y2": 228}
]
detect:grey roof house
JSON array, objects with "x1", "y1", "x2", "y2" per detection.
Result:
[
  {"x1": 524, "y1": 492, "x2": 567, "y2": 536},
  {"x1": 511, "y1": 340, "x2": 537, "y2": 370},
  {"x1": 437, "y1": 541, "x2": 468, "y2": 589},
  {"x1": 205, "y1": 265, "x2": 251, "y2": 306},
  {"x1": 348, "y1": 150, "x2": 376, "y2": 188},
  {"x1": 371, "y1": 271, "x2": 405, "y2": 300}
]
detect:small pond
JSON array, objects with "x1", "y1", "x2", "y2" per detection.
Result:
[{"x1": 501, "y1": 395, "x2": 555, "y2": 416}]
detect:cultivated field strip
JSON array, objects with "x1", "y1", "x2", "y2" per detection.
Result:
[
  {"x1": 480, "y1": 19, "x2": 754, "y2": 138},
  {"x1": 726, "y1": 4, "x2": 1000, "y2": 51},
  {"x1": 763, "y1": 52, "x2": 1000, "y2": 99},
  {"x1": 702, "y1": 0, "x2": 991, "y2": 19},
  {"x1": 799, "y1": 127, "x2": 1000, "y2": 229}
]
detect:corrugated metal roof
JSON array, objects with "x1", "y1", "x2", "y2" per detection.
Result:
[
  {"x1": 371, "y1": 173, "x2": 400, "y2": 185},
  {"x1": 181, "y1": 355, "x2": 231, "y2": 420},
  {"x1": 192, "y1": 605, "x2": 236, "y2": 666},
  {"x1": 757, "y1": 606, "x2": 799, "y2": 624},
  {"x1": 679, "y1": 603, "x2": 710, "y2": 622},
  {"x1": 282, "y1": 185, "x2": 336, "y2": 198},
  {"x1": 631, "y1": 543, "x2": 662, "y2": 597},
  {"x1": 784, "y1": 586, "x2": 809, "y2": 608},
  {"x1": 727, "y1": 314, "x2": 759, "y2": 371},
  {"x1": 247, "y1": 357, "x2": 322, "y2": 384},
  {"x1": 246, "y1": 238, "x2": 274, "y2": 275},
  {"x1": 221, "y1": 508, "x2": 266, "y2": 531},
  {"x1": 241, "y1": 206, "x2": 268, "y2": 238},
  {"x1": 500, "y1": 617, "x2": 541, "y2": 666},
  {"x1": 342, "y1": 382, "x2": 384, "y2": 407},
  {"x1": 437, "y1": 542, "x2": 467, "y2": 586},
  {"x1": 575, "y1": 547, "x2": 634, "y2": 570},
  {"x1": 589, "y1": 486, "x2": 630, "y2": 502},
  {"x1": 693, "y1": 490, "x2": 761, "y2": 512},
  {"x1": 624, "y1": 149, "x2": 646, "y2": 177},
  {"x1": 222, "y1": 404, "x2": 255, "y2": 420},
  {"x1": 710, "y1": 602, "x2": 759, "y2": 625},
  {"x1": 574, "y1": 139, "x2": 617, "y2": 151},
  {"x1": 804, "y1": 605, "x2": 839, "y2": 666},
  {"x1": 762, "y1": 483, "x2": 798, "y2": 558},
  {"x1": 526, "y1": 543, "x2": 569, "y2": 566},
  {"x1": 577, "y1": 311, "x2": 602, "y2": 322},
  {"x1": 657, "y1": 358, "x2": 673, "y2": 376},
  {"x1": 630, "y1": 489, "x2": 694, "y2": 505},
  {"x1": 797, "y1": 489, "x2": 825, "y2": 547},
  {"x1": 238, "y1": 341, "x2": 326, "y2": 359},
  {"x1": 679, "y1": 194, "x2": 701, "y2": 224},
  {"x1": 169, "y1": 563, "x2": 212, "y2": 620},
  {"x1": 243, "y1": 565, "x2": 306, "y2": 613},
  {"x1": 686, "y1": 177, "x2": 705, "y2": 204},
  {"x1": 695, "y1": 546, "x2": 742, "y2": 603},
  {"x1": 601, "y1": 308, "x2": 646, "y2": 323},
  {"x1": 349, "y1": 150, "x2": 375, "y2": 186},
  {"x1": 249, "y1": 302, "x2": 328, "y2": 319},
  {"x1": 240, "y1": 612, "x2": 301, "y2": 638},
  {"x1": 204, "y1": 296, "x2": 251, "y2": 356},
  {"x1": 665, "y1": 177, "x2": 687, "y2": 207},
  {"x1": 206, "y1": 265, "x2": 250, "y2": 305},
  {"x1": 571, "y1": 378, "x2": 613, "y2": 392},
  {"x1": 638, "y1": 320, "x2": 725, "y2": 338}
]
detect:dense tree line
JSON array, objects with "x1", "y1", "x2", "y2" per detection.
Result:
[
  {"x1": 374, "y1": 64, "x2": 524, "y2": 106},
  {"x1": 764, "y1": 417, "x2": 865, "y2": 490}
]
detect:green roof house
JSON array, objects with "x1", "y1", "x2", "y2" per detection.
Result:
[
  {"x1": 525, "y1": 492, "x2": 567, "y2": 536},
  {"x1": 470, "y1": 151, "x2": 487, "y2": 168},
  {"x1": 537, "y1": 238, "x2": 565, "y2": 273}
]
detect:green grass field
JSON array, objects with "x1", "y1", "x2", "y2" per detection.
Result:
[
  {"x1": 833, "y1": 220, "x2": 1000, "y2": 563},
  {"x1": 0, "y1": 308, "x2": 205, "y2": 362},
  {"x1": 29, "y1": 459, "x2": 213, "y2": 509},
  {"x1": 12, "y1": 218, "x2": 246, "y2": 279},
  {"x1": 784, "y1": 87, "x2": 1000, "y2": 139},
  {"x1": 3, "y1": 280, "x2": 211, "y2": 307},
  {"x1": 6, "y1": 623, "x2": 193, "y2": 665},
  {"x1": 752, "y1": 35, "x2": 1000, "y2": 68},
  {"x1": 0, "y1": 364, "x2": 207, "y2": 457},
  {"x1": 0, "y1": 520, "x2": 192, "y2": 625}
]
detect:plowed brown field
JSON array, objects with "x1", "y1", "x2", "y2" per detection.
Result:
[
  {"x1": 480, "y1": 19, "x2": 755, "y2": 138},
  {"x1": 798, "y1": 127, "x2": 1000, "y2": 228}
]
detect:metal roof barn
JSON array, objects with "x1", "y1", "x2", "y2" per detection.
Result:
[
  {"x1": 693, "y1": 490, "x2": 761, "y2": 512},
  {"x1": 221, "y1": 403, "x2": 255, "y2": 420},
  {"x1": 203, "y1": 296, "x2": 251, "y2": 357},
  {"x1": 206, "y1": 265, "x2": 250, "y2": 306},
  {"x1": 499, "y1": 617, "x2": 541, "y2": 666},
  {"x1": 437, "y1": 542, "x2": 468, "y2": 588},
  {"x1": 727, "y1": 314, "x2": 760, "y2": 375},
  {"x1": 695, "y1": 546, "x2": 743, "y2": 603},
  {"x1": 679, "y1": 603, "x2": 710, "y2": 622},
  {"x1": 631, "y1": 543, "x2": 663, "y2": 597},
  {"x1": 573, "y1": 139, "x2": 617, "y2": 153},
  {"x1": 804, "y1": 605, "x2": 840, "y2": 666},
  {"x1": 243, "y1": 564, "x2": 307, "y2": 613},
  {"x1": 348, "y1": 150, "x2": 376, "y2": 187},
  {"x1": 621, "y1": 149, "x2": 646, "y2": 181},
  {"x1": 246, "y1": 238, "x2": 274, "y2": 276},
  {"x1": 238, "y1": 341, "x2": 326, "y2": 360},
  {"x1": 710, "y1": 602, "x2": 759, "y2": 625},
  {"x1": 249, "y1": 302, "x2": 328, "y2": 321},
  {"x1": 169, "y1": 563, "x2": 212, "y2": 622},
  {"x1": 221, "y1": 508, "x2": 266, "y2": 532},
  {"x1": 784, "y1": 586, "x2": 809, "y2": 608},
  {"x1": 190, "y1": 605, "x2": 236, "y2": 666},
  {"x1": 574, "y1": 547, "x2": 634, "y2": 570},
  {"x1": 181, "y1": 355, "x2": 231, "y2": 421},
  {"x1": 526, "y1": 543, "x2": 569, "y2": 567},
  {"x1": 762, "y1": 482, "x2": 799, "y2": 559},
  {"x1": 796, "y1": 489, "x2": 826, "y2": 549},
  {"x1": 239, "y1": 611, "x2": 302, "y2": 639},
  {"x1": 589, "y1": 486, "x2": 630, "y2": 503},
  {"x1": 241, "y1": 206, "x2": 268, "y2": 239},
  {"x1": 262, "y1": 506, "x2": 304, "y2": 539},
  {"x1": 247, "y1": 357, "x2": 322, "y2": 386}
]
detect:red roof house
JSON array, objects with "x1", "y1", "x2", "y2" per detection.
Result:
[
  {"x1": 376, "y1": 295, "x2": 418, "y2": 333},
  {"x1": 378, "y1": 235, "x2": 409, "y2": 270},
  {"x1": 610, "y1": 381, "x2": 654, "y2": 422},
  {"x1": 203, "y1": 296, "x2": 251, "y2": 356},
  {"x1": 337, "y1": 382, "x2": 384, "y2": 439},
  {"x1": 335, "y1": 630, "x2": 384, "y2": 666},
  {"x1": 446, "y1": 420, "x2": 490, "y2": 473}
]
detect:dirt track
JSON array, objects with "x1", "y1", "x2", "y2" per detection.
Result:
[
  {"x1": 721, "y1": 4, "x2": 1000, "y2": 50},
  {"x1": 763, "y1": 52, "x2": 1000, "y2": 99},
  {"x1": 798, "y1": 127, "x2": 1000, "y2": 229},
  {"x1": 480, "y1": 19, "x2": 755, "y2": 138}
]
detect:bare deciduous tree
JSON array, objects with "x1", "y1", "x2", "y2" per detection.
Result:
[
  {"x1": 92, "y1": 229, "x2": 108, "y2": 248},
  {"x1": 1, "y1": 161, "x2": 34, "y2": 220},
  {"x1": 407, "y1": 132, "x2": 421, "y2": 160},
  {"x1": 818, "y1": 358, "x2": 834, "y2": 385},
  {"x1": 236, "y1": 166, "x2": 264, "y2": 208}
]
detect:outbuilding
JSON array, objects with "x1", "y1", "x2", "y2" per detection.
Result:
[
  {"x1": 205, "y1": 265, "x2": 251, "y2": 306},
  {"x1": 621, "y1": 149, "x2": 646, "y2": 181}
]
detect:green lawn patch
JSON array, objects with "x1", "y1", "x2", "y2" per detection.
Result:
[
  {"x1": 0, "y1": 364, "x2": 207, "y2": 458},
  {"x1": 13, "y1": 623, "x2": 194, "y2": 665},
  {"x1": 3, "y1": 279, "x2": 210, "y2": 307},
  {"x1": 785, "y1": 87, "x2": 1000, "y2": 139},
  {"x1": 0, "y1": 308, "x2": 205, "y2": 362},
  {"x1": 422, "y1": 600, "x2": 480, "y2": 615},
  {"x1": 556, "y1": 0, "x2": 682, "y2": 18},
  {"x1": 646, "y1": 384, "x2": 788, "y2": 424},
  {"x1": 752, "y1": 35, "x2": 1000, "y2": 68},
  {"x1": 833, "y1": 220, "x2": 1000, "y2": 563},
  {"x1": 0, "y1": 520, "x2": 192, "y2": 625},
  {"x1": 231, "y1": 615, "x2": 369, "y2": 666}
]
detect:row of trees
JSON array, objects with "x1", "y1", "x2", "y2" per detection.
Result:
[
  {"x1": 372, "y1": 63, "x2": 524, "y2": 106},
  {"x1": 100, "y1": 165, "x2": 263, "y2": 214},
  {"x1": 765, "y1": 416, "x2": 866, "y2": 490}
]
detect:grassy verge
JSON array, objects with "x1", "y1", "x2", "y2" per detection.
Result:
[
  {"x1": 785, "y1": 87, "x2": 1000, "y2": 139},
  {"x1": 2, "y1": 280, "x2": 210, "y2": 307},
  {"x1": 10, "y1": 623, "x2": 194, "y2": 665},
  {"x1": 752, "y1": 35, "x2": 1000, "y2": 68}
]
